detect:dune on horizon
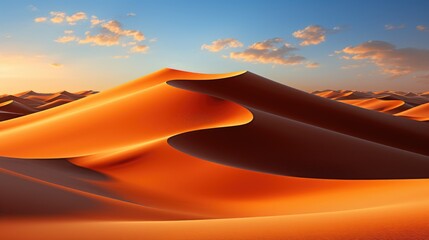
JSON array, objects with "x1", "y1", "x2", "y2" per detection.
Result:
[{"x1": 1, "y1": 68, "x2": 429, "y2": 239}]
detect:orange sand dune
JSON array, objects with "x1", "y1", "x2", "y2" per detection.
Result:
[
  {"x1": 1, "y1": 69, "x2": 429, "y2": 239},
  {"x1": 314, "y1": 89, "x2": 429, "y2": 120},
  {"x1": 0, "y1": 100, "x2": 36, "y2": 114},
  {"x1": 0, "y1": 110, "x2": 22, "y2": 121},
  {"x1": 36, "y1": 99, "x2": 74, "y2": 110},
  {"x1": 395, "y1": 102, "x2": 429, "y2": 121},
  {"x1": 339, "y1": 98, "x2": 406, "y2": 113}
]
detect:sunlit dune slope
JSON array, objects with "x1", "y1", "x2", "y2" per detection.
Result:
[
  {"x1": 0, "y1": 69, "x2": 251, "y2": 158},
  {"x1": 395, "y1": 102, "x2": 429, "y2": 121},
  {"x1": 339, "y1": 98, "x2": 405, "y2": 113}
]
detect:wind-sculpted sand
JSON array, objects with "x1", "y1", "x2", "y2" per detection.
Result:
[{"x1": 1, "y1": 69, "x2": 429, "y2": 239}]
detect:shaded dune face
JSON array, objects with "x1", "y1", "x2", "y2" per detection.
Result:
[{"x1": 2, "y1": 69, "x2": 429, "y2": 240}]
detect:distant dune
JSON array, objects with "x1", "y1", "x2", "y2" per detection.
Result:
[
  {"x1": 0, "y1": 90, "x2": 97, "y2": 121},
  {"x1": 1, "y1": 69, "x2": 429, "y2": 239},
  {"x1": 314, "y1": 89, "x2": 429, "y2": 120}
]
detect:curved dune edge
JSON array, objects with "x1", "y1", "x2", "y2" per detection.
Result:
[
  {"x1": 0, "y1": 68, "x2": 252, "y2": 158},
  {"x1": 395, "y1": 102, "x2": 429, "y2": 121},
  {"x1": 166, "y1": 72, "x2": 429, "y2": 179}
]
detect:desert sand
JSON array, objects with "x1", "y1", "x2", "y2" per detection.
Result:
[
  {"x1": 1, "y1": 69, "x2": 429, "y2": 239},
  {"x1": 0, "y1": 90, "x2": 96, "y2": 121},
  {"x1": 315, "y1": 89, "x2": 429, "y2": 120}
]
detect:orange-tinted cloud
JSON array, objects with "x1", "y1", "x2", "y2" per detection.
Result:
[
  {"x1": 293, "y1": 25, "x2": 326, "y2": 46},
  {"x1": 102, "y1": 20, "x2": 145, "y2": 41},
  {"x1": 306, "y1": 62, "x2": 320, "y2": 68},
  {"x1": 79, "y1": 31, "x2": 120, "y2": 46},
  {"x1": 49, "y1": 11, "x2": 66, "y2": 23},
  {"x1": 341, "y1": 40, "x2": 429, "y2": 76},
  {"x1": 55, "y1": 35, "x2": 76, "y2": 43},
  {"x1": 34, "y1": 17, "x2": 47, "y2": 23},
  {"x1": 112, "y1": 55, "x2": 130, "y2": 59},
  {"x1": 130, "y1": 45, "x2": 149, "y2": 53},
  {"x1": 90, "y1": 15, "x2": 104, "y2": 27},
  {"x1": 50, "y1": 63, "x2": 63, "y2": 68},
  {"x1": 79, "y1": 20, "x2": 145, "y2": 47},
  {"x1": 229, "y1": 38, "x2": 305, "y2": 65},
  {"x1": 201, "y1": 38, "x2": 243, "y2": 52},
  {"x1": 66, "y1": 12, "x2": 87, "y2": 25}
]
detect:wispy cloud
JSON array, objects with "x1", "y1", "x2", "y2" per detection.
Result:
[
  {"x1": 340, "y1": 40, "x2": 429, "y2": 77},
  {"x1": 385, "y1": 24, "x2": 405, "y2": 30},
  {"x1": 127, "y1": 13, "x2": 136, "y2": 17},
  {"x1": 201, "y1": 38, "x2": 243, "y2": 52},
  {"x1": 34, "y1": 17, "x2": 47, "y2": 23},
  {"x1": 229, "y1": 38, "x2": 306, "y2": 65},
  {"x1": 28, "y1": 5, "x2": 38, "y2": 11},
  {"x1": 416, "y1": 25, "x2": 428, "y2": 32},
  {"x1": 50, "y1": 63, "x2": 63, "y2": 68},
  {"x1": 55, "y1": 35, "x2": 77, "y2": 43},
  {"x1": 306, "y1": 62, "x2": 319, "y2": 68},
  {"x1": 112, "y1": 55, "x2": 130, "y2": 59},
  {"x1": 130, "y1": 45, "x2": 149, "y2": 53}
]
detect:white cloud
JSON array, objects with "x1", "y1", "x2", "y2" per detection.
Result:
[
  {"x1": 385, "y1": 24, "x2": 405, "y2": 30},
  {"x1": 64, "y1": 30, "x2": 74, "y2": 34},
  {"x1": 127, "y1": 13, "x2": 136, "y2": 17},
  {"x1": 229, "y1": 38, "x2": 305, "y2": 65},
  {"x1": 201, "y1": 38, "x2": 243, "y2": 52}
]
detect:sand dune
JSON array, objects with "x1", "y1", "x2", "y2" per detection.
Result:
[
  {"x1": 1, "y1": 69, "x2": 429, "y2": 239},
  {"x1": 0, "y1": 90, "x2": 96, "y2": 121},
  {"x1": 395, "y1": 102, "x2": 429, "y2": 121},
  {"x1": 315, "y1": 89, "x2": 429, "y2": 120}
]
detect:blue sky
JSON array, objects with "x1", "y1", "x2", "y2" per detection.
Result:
[{"x1": 1, "y1": 0, "x2": 429, "y2": 93}]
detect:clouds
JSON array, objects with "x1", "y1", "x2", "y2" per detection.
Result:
[
  {"x1": 55, "y1": 35, "x2": 76, "y2": 43},
  {"x1": 340, "y1": 40, "x2": 429, "y2": 77},
  {"x1": 49, "y1": 11, "x2": 66, "y2": 23},
  {"x1": 416, "y1": 25, "x2": 428, "y2": 32},
  {"x1": 201, "y1": 38, "x2": 243, "y2": 52},
  {"x1": 34, "y1": 17, "x2": 47, "y2": 23},
  {"x1": 35, "y1": 10, "x2": 151, "y2": 56},
  {"x1": 130, "y1": 45, "x2": 149, "y2": 53},
  {"x1": 230, "y1": 38, "x2": 306, "y2": 65},
  {"x1": 293, "y1": 25, "x2": 327, "y2": 46},
  {"x1": 385, "y1": 24, "x2": 405, "y2": 30},
  {"x1": 66, "y1": 12, "x2": 87, "y2": 25}
]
